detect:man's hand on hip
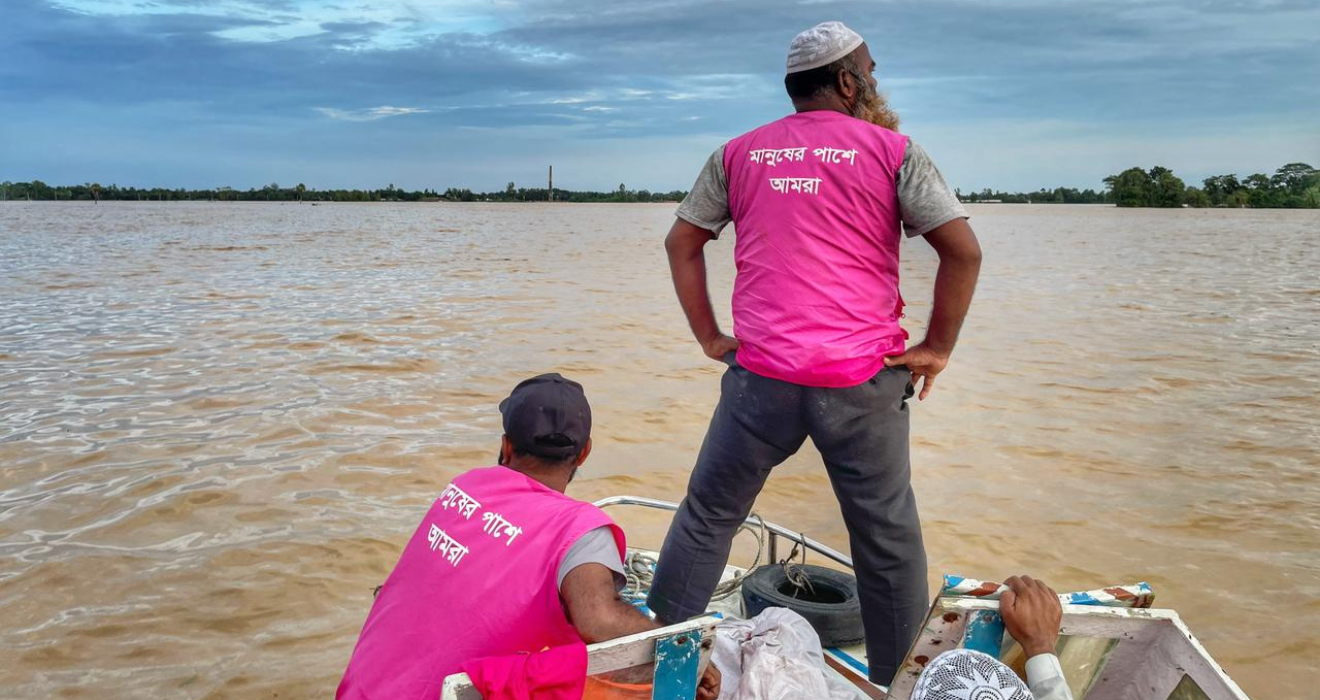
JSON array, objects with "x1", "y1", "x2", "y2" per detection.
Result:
[
  {"x1": 883, "y1": 342, "x2": 948, "y2": 400},
  {"x1": 701, "y1": 333, "x2": 740, "y2": 362}
]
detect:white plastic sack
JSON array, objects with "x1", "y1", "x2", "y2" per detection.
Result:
[{"x1": 711, "y1": 607, "x2": 869, "y2": 700}]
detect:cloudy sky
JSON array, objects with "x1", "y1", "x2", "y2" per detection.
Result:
[{"x1": 3, "y1": 0, "x2": 1318, "y2": 192}]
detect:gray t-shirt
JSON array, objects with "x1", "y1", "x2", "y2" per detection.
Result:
[
  {"x1": 675, "y1": 139, "x2": 968, "y2": 238},
  {"x1": 556, "y1": 525, "x2": 626, "y2": 592}
]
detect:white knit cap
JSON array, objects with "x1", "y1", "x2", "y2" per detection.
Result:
[
  {"x1": 786, "y1": 21, "x2": 864, "y2": 74},
  {"x1": 911, "y1": 650, "x2": 1033, "y2": 700}
]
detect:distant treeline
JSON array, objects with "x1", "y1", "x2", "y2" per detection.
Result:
[
  {"x1": 0, "y1": 180, "x2": 689, "y2": 204},
  {"x1": 7, "y1": 162, "x2": 1318, "y2": 208},
  {"x1": 964, "y1": 162, "x2": 1319, "y2": 208},
  {"x1": 1103, "y1": 163, "x2": 1319, "y2": 208},
  {"x1": 958, "y1": 187, "x2": 1112, "y2": 204}
]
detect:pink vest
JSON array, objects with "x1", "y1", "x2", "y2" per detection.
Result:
[
  {"x1": 723, "y1": 110, "x2": 909, "y2": 388},
  {"x1": 336, "y1": 466, "x2": 624, "y2": 700}
]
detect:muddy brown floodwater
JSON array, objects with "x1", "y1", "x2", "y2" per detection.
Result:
[{"x1": 0, "y1": 202, "x2": 1316, "y2": 699}]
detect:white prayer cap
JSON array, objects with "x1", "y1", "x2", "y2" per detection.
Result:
[
  {"x1": 786, "y1": 21, "x2": 864, "y2": 74},
  {"x1": 911, "y1": 650, "x2": 1033, "y2": 700}
]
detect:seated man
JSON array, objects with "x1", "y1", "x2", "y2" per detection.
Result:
[
  {"x1": 913, "y1": 575, "x2": 1073, "y2": 700},
  {"x1": 336, "y1": 373, "x2": 719, "y2": 700}
]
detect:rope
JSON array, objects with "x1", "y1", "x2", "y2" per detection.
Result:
[
  {"x1": 622, "y1": 513, "x2": 767, "y2": 604},
  {"x1": 780, "y1": 533, "x2": 815, "y2": 598}
]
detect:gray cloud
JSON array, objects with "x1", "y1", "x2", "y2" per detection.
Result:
[{"x1": 2, "y1": 0, "x2": 1317, "y2": 190}]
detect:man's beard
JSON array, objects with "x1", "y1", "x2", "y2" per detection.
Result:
[{"x1": 850, "y1": 75, "x2": 900, "y2": 131}]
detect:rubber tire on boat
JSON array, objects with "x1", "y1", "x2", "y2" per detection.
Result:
[{"x1": 740, "y1": 564, "x2": 865, "y2": 647}]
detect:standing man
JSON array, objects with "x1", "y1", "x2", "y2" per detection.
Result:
[{"x1": 648, "y1": 21, "x2": 982, "y2": 686}]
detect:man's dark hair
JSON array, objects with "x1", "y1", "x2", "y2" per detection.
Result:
[
  {"x1": 784, "y1": 54, "x2": 862, "y2": 101},
  {"x1": 511, "y1": 447, "x2": 579, "y2": 468},
  {"x1": 512, "y1": 431, "x2": 581, "y2": 468}
]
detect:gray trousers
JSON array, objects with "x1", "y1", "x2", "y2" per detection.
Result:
[{"x1": 647, "y1": 356, "x2": 928, "y2": 685}]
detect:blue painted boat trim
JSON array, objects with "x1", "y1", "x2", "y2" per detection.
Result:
[
  {"x1": 653, "y1": 629, "x2": 702, "y2": 700},
  {"x1": 964, "y1": 610, "x2": 1006, "y2": 657},
  {"x1": 826, "y1": 647, "x2": 870, "y2": 676}
]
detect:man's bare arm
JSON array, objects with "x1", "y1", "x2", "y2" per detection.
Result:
[
  {"x1": 665, "y1": 218, "x2": 739, "y2": 361},
  {"x1": 561, "y1": 563, "x2": 658, "y2": 643},
  {"x1": 884, "y1": 218, "x2": 981, "y2": 399},
  {"x1": 923, "y1": 217, "x2": 982, "y2": 355},
  {"x1": 560, "y1": 564, "x2": 721, "y2": 700}
]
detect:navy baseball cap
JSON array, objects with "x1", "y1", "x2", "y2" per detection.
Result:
[{"x1": 498, "y1": 373, "x2": 592, "y2": 459}]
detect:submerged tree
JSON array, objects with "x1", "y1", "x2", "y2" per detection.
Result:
[
  {"x1": 1103, "y1": 168, "x2": 1153, "y2": 207},
  {"x1": 1149, "y1": 167, "x2": 1187, "y2": 208},
  {"x1": 1103, "y1": 167, "x2": 1185, "y2": 208},
  {"x1": 1201, "y1": 163, "x2": 1317, "y2": 208}
]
